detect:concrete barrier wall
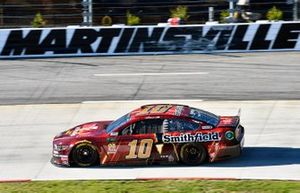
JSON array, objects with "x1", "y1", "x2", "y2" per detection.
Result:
[{"x1": 0, "y1": 22, "x2": 300, "y2": 58}]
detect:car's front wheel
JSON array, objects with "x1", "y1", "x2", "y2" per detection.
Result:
[
  {"x1": 71, "y1": 143, "x2": 99, "y2": 167},
  {"x1": 180, "y1": 143, "x2": 207, "y2": 165}
]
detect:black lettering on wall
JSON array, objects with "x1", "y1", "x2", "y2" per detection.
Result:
[
  {"x1": 1, "y1": 23, "x2": 300, "y2": 58},
  {"x1": 163, "y1": 27, "x2": 189, "y2": 43},
  {"x1": 1, "y1": 30, "x2": 42, "y2": 55},
  {"x1": 250, "y1": 24, "x2": 271, "y2": 50},
  {"x1": 163, "y1": 27, "x2": 202, "y2": 41},
  {"x1": 115, "y1": 28, "x2": 135, "y2": 53},
  {"x1": 180, "y1": 26, "x2": 204, "y2": 51},
  {"x1": 203, "y1": 25, "x2": 233, "y2": 50},
  {"x1": 162, "y1": 27, "x2": 185, "y2": 51},
  {"x1": 39, "y1": 29, "x2": 67, "y2": 54},
  {"x1": 273, "y1": 23, "x2": 300, "y2": 49},
  {"x1": 178, "y1": 26, "x2": 202, "y2": 40},
  {"x1": 228, "y1": 25, "x2": 249, "y2": 50},
  {"x1": 68, "y1": 29, "x2": 99, "y2": 53},
  {"x1": 96, "y1": 28, "x2": 121, "y2": 53},
  {"x1": 162, "y1": 27, "x2": 201, "y2": 51},
  {"x1": 128, "y1": 27, "x2": 164, "y2": 52}
]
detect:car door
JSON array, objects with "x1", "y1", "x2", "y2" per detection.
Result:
[{"x1": 104, "y1": 119, "x2": 160, "y2": 165}]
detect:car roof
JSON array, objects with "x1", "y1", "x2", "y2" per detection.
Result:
[{"x1": 130, "y1": 104, "x2": 190, "y2": 119}]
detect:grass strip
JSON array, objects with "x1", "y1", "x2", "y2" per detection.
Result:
[{"x1": 0, "y1": 179, "x2": 299, "y2": 193}]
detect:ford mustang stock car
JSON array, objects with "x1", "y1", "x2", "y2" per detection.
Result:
[{"x1": 52, "y1": 104, "x2": 244, "y2": 167}]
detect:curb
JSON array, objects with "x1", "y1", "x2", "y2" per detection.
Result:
[
  {"x1": 0, "y1": 179, "x2": 31, "y2": 183},
  {"x1": 136, "y1": 177, "x2": 238, "y2": 181}
]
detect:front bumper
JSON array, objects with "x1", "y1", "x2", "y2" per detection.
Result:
[{"x1": 52, "y1": 151, "x2": 70, "y2": 166}]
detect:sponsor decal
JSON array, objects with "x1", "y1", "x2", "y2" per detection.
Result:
[
  {"x1": 225, "y1": 131, "x2": 234, "y2": 140},
  {"x1": 81, "y1": 123, "x2": 98, "y2": 130},
  {"x1": 70, "y1": 127, "x2": 81, "y2": 136},
  {"x1": 202, "y1": 125, "x2": 213, "y2": 130},
  {"x1": 221, "y1": 118, "x2": 233, "y2": 125},
  {"x1": 168, "y1": 154, "x2": 175, "y2": 162},
  {"x1": 61, "y1": 157, "x2": 68, "y2": 161},
  {"x1": 163, "y1": 132, "x2": 221, "y2": 143},
  {"x1": 137, "y1": 104, "x2": 172, "y2": 116},
  {"x1": 160, "y1": 155, "x2": 169, "y2": 159},
  {"x1": 1, "y1": 22, "x2": 300, "y2": 58},
  {"x1": 175, "y1": 105, "x2": 184, "y2": 116},
  {"x1": 159, "y1": 154, "x2": 175, "y2": 162},
  {"x1": 144, "y1": 116, "x2": 160, "y2": 119},
  {"x1": 69, "y1": 123, "x2": 98, "y2": 136},
  {"x1": 110, "y1": 132, "x2": 118, "y2": 136},
  {"x1": 107, "y1": 143, "x2": 117, "y2": 154},
  {"x1": 156, "y1": 144, "x2": 164, "y2": 154}
]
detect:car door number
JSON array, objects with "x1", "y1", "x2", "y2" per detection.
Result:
[
  {"x1": 138, "y1": 104, "x2": 172, "y2": 115},
  {"x1": 125, "y1": 139, "x2": 153, "y2": 159}
]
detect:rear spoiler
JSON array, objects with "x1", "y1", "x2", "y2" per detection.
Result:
[{"x1": 237, "y1": 108, "x2": 241, "y2": 117}]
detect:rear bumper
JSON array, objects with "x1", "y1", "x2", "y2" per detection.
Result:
[
  {"x1": 214, "y1": 144, "x2": 241, "y2": 161},
  {"x1": 212, "y1": 137, "x2": 245, "y2": 162}
]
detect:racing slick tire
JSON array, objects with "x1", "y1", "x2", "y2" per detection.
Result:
[
  {"x1": 71, "y1": 143, "x2": 99, "y2": 167},
  {"x1": 180, "y1": 143, "x2": 207, "y2": 165}
]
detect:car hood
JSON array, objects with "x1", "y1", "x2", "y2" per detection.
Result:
[{"x1": 55, "y1": 121, "x2": 112, "y2": 139}]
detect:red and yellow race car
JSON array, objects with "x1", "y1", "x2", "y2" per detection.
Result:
[{"x1": 52, "y1": 104, "x2": 244, "y2": 167}]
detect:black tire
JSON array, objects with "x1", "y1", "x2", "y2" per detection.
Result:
[
  {"x1": 71, "y1": 143, "x2": 99, "y2": 167},
  {"x1": 180, "y1": 143, "x2": 207, "y2": 165}
]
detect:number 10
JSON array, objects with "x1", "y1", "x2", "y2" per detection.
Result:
[{"x1": 125, "y1": 139, "x2": 153, "y2": 159}]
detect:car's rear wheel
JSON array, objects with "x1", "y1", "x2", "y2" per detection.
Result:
[
  {"x1": 72, "y1": 143, "x2": 99, "y2": 167},
  {"x1": 180, "y1": 143, "x2": 207, "y2": 165}
]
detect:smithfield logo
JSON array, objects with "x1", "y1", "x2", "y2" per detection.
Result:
[{"x1": 162, "y1": 132, "x2": 221, "y2": 143}]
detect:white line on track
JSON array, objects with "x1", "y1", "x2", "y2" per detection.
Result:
[
  {"x1": 94, "y1": 72, "x2": 209, "y2": 77},
  {"x1": 82, "y1": 99, "x2": 204, "y2": 104}
]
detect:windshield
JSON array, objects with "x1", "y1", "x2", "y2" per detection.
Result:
[
  {"x1": 189, "y1": 108, "x2": 219, "y2": 127},
  {"x1": 106, "y1": 113, "x2": 130, "y2": 133}
]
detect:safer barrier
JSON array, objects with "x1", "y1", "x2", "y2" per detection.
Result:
[{"x1": 0, "y1": 21, "x2": 299, "y2": 58}]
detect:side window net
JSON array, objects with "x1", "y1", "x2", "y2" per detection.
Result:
[{"x1": 135, "y1": 119, "x2": 164, "y2": 134}]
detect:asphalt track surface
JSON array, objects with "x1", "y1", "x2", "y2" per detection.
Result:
[
  {"x1": 0, "y1": 52, "x2": 300, "y2": 181},
  {"x1": 0, "y1": 52, "x2": 300, "y2": 105},
  {"x1": 0, "y1": 100, "x2": 300, "y2": 181}
]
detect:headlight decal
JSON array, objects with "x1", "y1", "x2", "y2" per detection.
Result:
[{"x1": 53, "y1": 144, "x2": 69, "y2": 151}]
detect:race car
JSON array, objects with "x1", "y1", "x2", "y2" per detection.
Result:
[{"x1": 52, "y1": 104, "x2": 244, "y2": 167}]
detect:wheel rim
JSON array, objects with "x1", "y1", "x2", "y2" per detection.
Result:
[
  {"x1": 180, "y1": 143, "x2": 207, "y2": 165},
  {"x1": 74, "y1": 145, "x2": 97, "y2": 166},
  {"x1": 185, "y1": 146, "x2": 201, "y2": 162}
]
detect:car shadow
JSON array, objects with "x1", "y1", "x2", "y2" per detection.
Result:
[
  {"x1": 101, "y1": 147, "x2": 300, "y2": 168},
  {"x1": 54, "y1": 146, "x2": 300, "y2": 169},
  {"x1": 205, "y1": 146, "x2": 300, "y2": 167}
]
